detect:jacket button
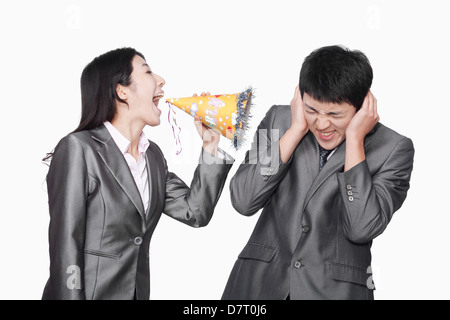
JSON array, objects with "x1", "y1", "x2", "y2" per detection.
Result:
[
  {"x1": 263, "y1": 176, "x2": 269, "y2": 181},
  {"x1": 346, "y1": 184, "x2": 352, "y2": 190},
  {"x1": 134, "y1": 237, "x2": 143, "y2": 246},
  {"x1": 348, "y1": 196, "x2": 354, "y2": 202},
  {"x1": 347, "y1": 190, "x2": 353, "y2": 196},
  {"x1": 302, "y1": 225, "x2": 310, "y2": 233},
  {"x1": 294, "y1": 261, "x2": 303, "y2": 269}
]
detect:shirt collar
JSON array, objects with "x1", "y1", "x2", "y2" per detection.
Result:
[
  {"x1": 103, "y1": 121, "x2": 150, "y2": 155},
  {"x1": 317, "y1": 143, "x2": 338, "y2": 161}
]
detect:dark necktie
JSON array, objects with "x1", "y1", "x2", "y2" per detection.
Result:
[{"x1": 319, "y1": 146, "x2": 333, "y2": 170}]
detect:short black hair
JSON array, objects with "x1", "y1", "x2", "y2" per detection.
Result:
[{"x1": 299, "y1": 45, "x2": 373, "y2": 111}]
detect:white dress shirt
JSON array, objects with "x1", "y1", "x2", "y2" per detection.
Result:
[
  {"x1": 327, "y1": 148, "x2": 337, "y2": 160},
  {"x1": 104, "y1": 121, "x2": 150, "y2": 212}
]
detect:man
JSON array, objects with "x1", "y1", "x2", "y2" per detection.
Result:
[{"x1": 222, "y1": 45, "x2": 414, "y2": 300}]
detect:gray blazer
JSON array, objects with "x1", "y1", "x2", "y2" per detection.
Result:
[
  {"x1": 42, "y1": 125, "x2": 233, "y2": 300},
  {"x1": 222, "y1": 105, "x2": 414, "y2": 300}
]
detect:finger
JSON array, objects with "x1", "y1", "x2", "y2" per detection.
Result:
[
  {"x1": 194, "y1": 118, "x2": 204, "y2": 135},
  {"x1": 361, "y1": 94, "x2": 370, "y2": 111},
  {"x1": 202, "y1": 124, "x2": 212, "y2": 135},
  {"x1": 203, "y1": 127, "x2": 221, "y2": 143},
  {"x1": 201, "y1": 92, "x2": 206, "y2": 97},
  {"x1": 194, "y1": 119, "x2": 202, "y2": 128},
  {"x1": 201, "y1": 128, "x2": 213, "y2": 142},
  {"x1": 374, "y1": 102, "x2": 379, "y2": 122},
  {"x1": 206, "y1": 92, "x2": 211, "y2": 96},
  {"x1": 297, "y1": 86, "x2": 305, "y2": 106},
  {"x1": 294, "y1": 85, "x2": 300, "y2": 99},
  {"x1": 194, "y1": 116, "x2": 202, "y2": 126},
  {"x1": 291, "y1": 85, "x2": 299, "y2": 105},
  {"x1": 367, "y1": 91, "x2": 373, "y2": 114},
  {"x1": 370, "y1": 91, "x2": 378, "y2": 117},
  {"x1": 193, "y1": 93, "x2": 198, "y2": 97},
  {"x1": 369, "y1": 91, "x2": 377, "y2": 117}
]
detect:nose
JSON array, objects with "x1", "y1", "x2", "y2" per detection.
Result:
[
  {"x1": 316, "y1": 115, "x2": 331, "y2": 131},
  {"x1": 154, "y1": 73, "x2": 166, "y2": 88}
]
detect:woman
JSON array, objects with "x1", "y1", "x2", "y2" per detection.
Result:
[{"x1": 42, "y1": 47, "x2": 234, "y2": 300}]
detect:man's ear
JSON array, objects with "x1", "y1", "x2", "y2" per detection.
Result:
[{"x1": 116, "y1": 84, "x2": 128, "y2": 100}]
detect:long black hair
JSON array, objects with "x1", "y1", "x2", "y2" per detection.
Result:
[{"x1": 43, "y1": 47, "x2": 145, "y2": 162}]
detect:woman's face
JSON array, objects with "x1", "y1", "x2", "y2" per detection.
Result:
[{"x1": 125, "y1": 55, "x2": 166, "y2": 127}]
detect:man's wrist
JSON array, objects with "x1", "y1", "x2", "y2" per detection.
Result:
[
  {"x1": 345, "y1": 132, "x2": 365, "y2": 146},
  {"x1": 287, "y1": 125, "x2": 307, "y2": 142}
]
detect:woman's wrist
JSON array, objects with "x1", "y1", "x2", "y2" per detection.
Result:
[{"x1": 203, "y1": 141, "x2": 219, "y2": 156}]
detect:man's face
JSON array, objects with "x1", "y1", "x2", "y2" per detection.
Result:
[{"x1": 303, "y1": 93, "x2": 356, "y2": 150}]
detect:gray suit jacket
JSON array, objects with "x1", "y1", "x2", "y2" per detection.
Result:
[
  {"x1": 42, "y1": 125, "x2": 233, "y2": 300},
  {"x1": 222, "y1": 105, "x2": 414, "y2": 300}
]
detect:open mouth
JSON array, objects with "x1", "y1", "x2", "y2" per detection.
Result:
[
  {"x1": 318, "y1": 130, "x2": 336, "y2": 140},
  {"x1": 153, "y1": 92, "x2": 165, "y2": 107}
]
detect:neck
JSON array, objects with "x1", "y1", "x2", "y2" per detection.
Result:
[{"x1": 110, "y1": 117, "x2": 145, "y2": 159}]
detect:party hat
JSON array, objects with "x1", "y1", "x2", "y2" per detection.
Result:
[{"x1": 166, "y1": 87, "x2": 253, "y2": 150}]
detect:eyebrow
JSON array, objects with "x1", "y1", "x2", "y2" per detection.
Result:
[
  {"x1": 305, "y1": 103, "x2": 344, "y2": 116},
  {"x1": 142, "y1": 63, "x2": 151, "y2": 69},
  {"x1": 305, "y1": 104, "x2": 317, "y2": 112}
]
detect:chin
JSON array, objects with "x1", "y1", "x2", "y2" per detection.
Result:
[
  {"x1": 317, "y1": 139, "x2": 337, "y2": 150},
  {"x1": 147, "y1": 120, "x2": 160, "y2": 127},
  {"x1": 145, "y1": 112, "x2": 161, "y2": 127}
]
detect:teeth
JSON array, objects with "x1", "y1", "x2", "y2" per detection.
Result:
[
  {"x1": 321, "y1": 131, "x2": 334, "y2": 136},
  {"x1": 153, "y1": 94, "x2": 164, "y2": 101}
]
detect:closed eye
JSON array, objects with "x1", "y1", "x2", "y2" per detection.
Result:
[
  {"x1": 304, "y1": 104, "x2": 318, "y2": 113},
  {"x1": 305, "y1": 106, "x2": 317, "y2": 114}
]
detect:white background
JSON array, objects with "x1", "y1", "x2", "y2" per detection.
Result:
[{"x1": 1, "y1": 0, "x2": 449, "y2": 300}]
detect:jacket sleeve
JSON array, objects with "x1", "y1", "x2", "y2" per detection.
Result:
[
  {"x1": 336, "y1": 137, "x2": 415, "y2": 244},
  {"x1": 163, "y1": 148, "x2": 234, "y2": 227},
  {"x1": 230, "y1": 105, "x2": 294, "y2": 216},
  {"x1": 44, "y1": 135, "x2": 87, "y2": 300}
]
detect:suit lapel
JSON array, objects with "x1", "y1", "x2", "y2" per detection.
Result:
[
  {"x1": 91, "y1": 125, "x2": 146, "y2": 220},
  {"x1": 144, "y1": 146, "x2": 161, "y2": 223},
  {"x1": 298, "y1": 132, "x2": 320, "y2": 185},
  {"x1": 301, "y1": 123, "x2": 380, "y2": 210},
  {"x1": 302, "y1": 138, "x2": 346, "y2": 211}
]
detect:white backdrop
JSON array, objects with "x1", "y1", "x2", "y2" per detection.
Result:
[{"x1": 1, "y1": 0, "x2": 449, "y2": 300}]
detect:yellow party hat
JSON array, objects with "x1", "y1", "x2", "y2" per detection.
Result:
[{"x1": 166, "y1": 87, "x2": 253, "y2": 150}]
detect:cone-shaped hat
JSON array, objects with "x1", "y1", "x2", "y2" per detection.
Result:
[{"x1": 166, "y1": 88, "x2": 253, "y2": 149}]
